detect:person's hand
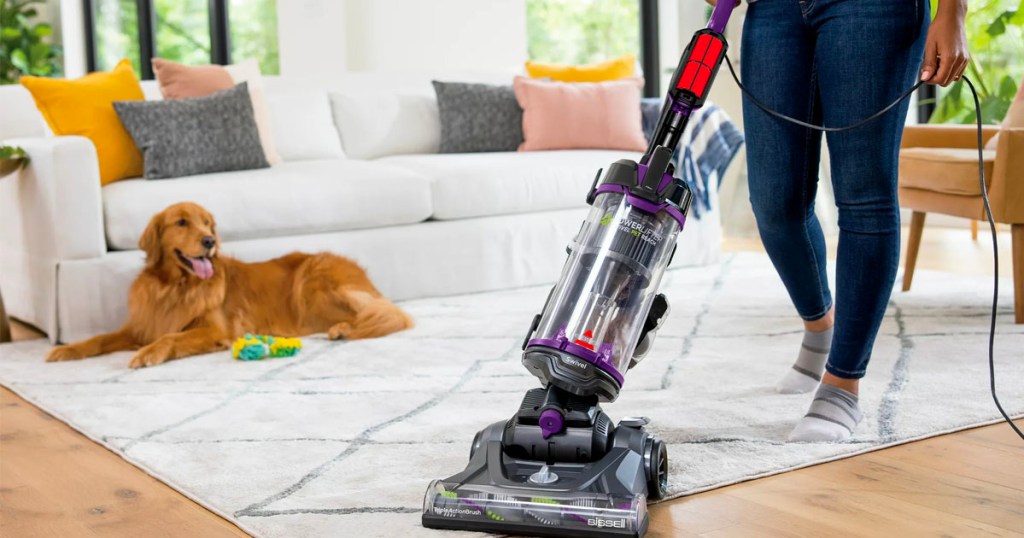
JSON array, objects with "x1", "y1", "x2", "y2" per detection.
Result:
[{"x1": 920, "y1": 1, "x2": 969, "y2": 86}]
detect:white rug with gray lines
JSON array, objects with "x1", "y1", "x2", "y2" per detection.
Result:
[{"x1": 1, "y1": 253, "x2": 1021, "y2": 537}]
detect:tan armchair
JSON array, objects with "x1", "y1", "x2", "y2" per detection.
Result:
[{"x1": 898, "y1": 124, "x2": 1024, "y2": 323}]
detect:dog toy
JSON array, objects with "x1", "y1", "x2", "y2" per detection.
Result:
[{"x1": 232, "y1": 334, "x2": 302, "y2": 361}]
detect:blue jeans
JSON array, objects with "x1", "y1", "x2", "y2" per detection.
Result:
[{"x1": 741, "y1": 0, "x2": 929, "y2": 379}]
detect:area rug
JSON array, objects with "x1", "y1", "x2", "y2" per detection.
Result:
[{"x1": 1, "y1": 253, "x2": 1021, "y2": 537}]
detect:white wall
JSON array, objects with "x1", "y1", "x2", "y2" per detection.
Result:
[
  {"x1": 343, "y1": 0, "x2": 527, "y2": 74},
  {"x1": 59, "y1": 0, "x2": 87, "y2": 78},
  {"x1": 276, "y1": 0, "x2": 348, "y2": 79},
  {"x1": 275, "y1": 0, "x2": 527, "y2": 77}
]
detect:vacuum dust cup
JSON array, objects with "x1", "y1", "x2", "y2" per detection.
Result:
[{"x1": 523, "y1": 187, "x2": 682, "y2": 400}]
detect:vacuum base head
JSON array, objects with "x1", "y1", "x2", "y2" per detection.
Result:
[
  {"x1": 422, "y1": 417, "x2": 662, "y2": 537},
  {"x1": 422, "y1": 480, "x2": 648, "y2": 537}
]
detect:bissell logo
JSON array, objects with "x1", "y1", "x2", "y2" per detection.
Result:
[{"x1": 588, "y1": 518, "x2": 626, "y2": 528}]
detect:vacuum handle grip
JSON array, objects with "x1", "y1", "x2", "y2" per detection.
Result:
[
  {"x1": 707, "y1": 0, "x2": 736, "y2": 34},
  {"x1": 643, "y1": 1, "x2": 735, "y2": 161}
]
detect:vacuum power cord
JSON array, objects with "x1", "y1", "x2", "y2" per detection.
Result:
[{"x1": 723, "y1": 55, "x2": 1023, "y2": 441}]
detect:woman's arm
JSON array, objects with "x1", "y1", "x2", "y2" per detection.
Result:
[{"x1": 920, "y1": 0, "x2": 970, "y2": 86}]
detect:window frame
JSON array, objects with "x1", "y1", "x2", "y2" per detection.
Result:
[
  {"x1": 83, "y1": 0, "x2": 233, "y2": 79},
  {"x1": 639, "y1": 0, "x2": 659, "y2": 98}
]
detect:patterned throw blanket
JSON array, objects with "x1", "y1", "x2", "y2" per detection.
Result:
[{"x1": 641, "y1": 98, "x2": 744, "y2": 218}]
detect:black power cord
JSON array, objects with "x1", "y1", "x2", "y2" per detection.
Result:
[{"x1": 723, "y1": 55, "x2": 1024, "y2": 441}]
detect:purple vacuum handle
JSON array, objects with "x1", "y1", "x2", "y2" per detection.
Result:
[
  {"x1": 707, "y1": 0, "x2": 737, "y2": 34},
  {"x1": 642, "y1": 0, "x2": 735, "y2": 159}
]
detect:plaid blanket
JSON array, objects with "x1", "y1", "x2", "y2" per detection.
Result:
[{"x1": 641, "y1": 98, "x2": 744, "y2": 218}]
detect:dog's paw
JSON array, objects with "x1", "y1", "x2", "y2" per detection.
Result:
[
  {"x1": 327, "y1": 322, "x2": 352, "y2": 341},
  {"x1": 128, "y1": 346, "x2": 170, "y2": 369},
  {"x1": 46, "y1": 346, "x2": 86, "y2": 362}
]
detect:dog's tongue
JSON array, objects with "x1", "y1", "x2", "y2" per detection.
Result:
[{"x1": 190, "y1": 257, "x2": 214, "y2": 280}]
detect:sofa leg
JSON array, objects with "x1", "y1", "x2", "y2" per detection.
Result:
[
  {"x1": 971, "y1": 220, "x2": 978, "y2": 241},
  {"x1": 0, "y1": 288, "x2": 10, "y2": 343},
  {"x1": 1013, "y1": 223, "x2": 1023, "y2": 324},
  {"x1": 903, "y1": 211, "x2": 926, "y2": 292}
]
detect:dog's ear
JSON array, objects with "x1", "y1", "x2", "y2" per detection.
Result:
[{"x1": 139, "y1": 214, "x2": 164, "y2": 266}]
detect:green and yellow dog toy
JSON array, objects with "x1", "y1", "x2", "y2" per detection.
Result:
[{"x1": 232, "y1": 334, "x2": 302, "y2": 361}]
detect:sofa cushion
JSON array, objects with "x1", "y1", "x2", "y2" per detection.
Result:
[
  {"x1": 380, "y1": 150, "x2": 641, "y2": 220},
  {"x1": 330, "y1": 92, "x2": 441, "y2": 159},
  {"x1": 114, "y1": 83, "x2": 269, "y2": 179},
  {"x1": 103, "y1": 160, "x2": 432, "y2": 250},
  {"x1": 899, "y1": 147, "x2": 996, "y2": 196},
  {"x1": 267, "y1": 91, "x2": 346, "y2": 161}
]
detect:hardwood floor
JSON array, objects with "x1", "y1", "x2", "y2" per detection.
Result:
[{"x1": 1, "y1": 227, "x2": 1021, "y2": 537}]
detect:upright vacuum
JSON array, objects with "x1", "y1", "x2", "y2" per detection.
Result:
[{"x1": 422, "y1": 3, "x2": 736, "y2": 536}]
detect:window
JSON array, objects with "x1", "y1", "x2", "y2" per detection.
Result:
[
  {"x1": 228, "y1": 0, "x2": 279, "y2": 76},
  {"x1": 525, "y1": 1, "x2": 662, "y2": 96},
  {"x1": 85, "y1": 0, "x2": 279, "y2": 78},
  {"x1": 526, "y1": 0, "x2": 640, "y2": 66},
  {"x1": 153, "y1": 0, "x2": 212, "y2": 67},
  {"x1": 90, "y1": 0, "x2": 140, "y2": 74}
]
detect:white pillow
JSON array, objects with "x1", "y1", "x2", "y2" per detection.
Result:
[
  {"x1": 267, "y1": 92, "x2": 345, "y2": 162},
  {"x1": 330, "y1": 92, "x2": 440, "y2": 160},
  {"x1": 224, "y1": 59, "x2": 283, "y2": 166}
]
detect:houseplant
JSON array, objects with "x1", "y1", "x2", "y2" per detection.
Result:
[
  {"x1": 929, "y1": 0, "x2": 1024, "y2": 124},
  {"x1": 1, "y1": 0, "x2": 62, "y2": 84},
  {"x1": 0, "y1": 145, "x2": 29, "y2": 179}
]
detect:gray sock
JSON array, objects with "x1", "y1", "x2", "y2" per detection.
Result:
[
  {"x1": 789, "y1": 383, "x2": 863, "y2": 442},
  {"x1": 775, "y1": 326, "x2": 832, "y2": 394}
]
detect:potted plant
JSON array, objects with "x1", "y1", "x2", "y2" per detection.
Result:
[
  {"x1": 0, "y1": 145, "x2": 29, "y2": 179},
  {"x1": 1, "y1": 0, "x2": 62, "y2": 84}
]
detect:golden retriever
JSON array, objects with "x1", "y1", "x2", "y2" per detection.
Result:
[{"x1": 47, "y1": 202, "x2": 413, "y2": 368}]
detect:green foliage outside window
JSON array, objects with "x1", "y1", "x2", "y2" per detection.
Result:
[
  {"x1": 154, "y1": 0, "x2": 211, "y2": 67},
  {"x1": 526, "y1": 0, "x2": 639, "y2": 65},
  {"x1": 230, "y1": 0, "x2": 278, "y2": 75},
  {"x1": 929, "y1": 0, "x2": 1024, "y2": 124},
  {"x1": 92, "y1": 0, "x2": 278, "y2": 76},
  {"x1": 0, "y1": 0, "x2": 62, "y2": 84}
]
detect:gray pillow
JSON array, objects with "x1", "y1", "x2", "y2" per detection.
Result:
[
  {"x1": 432, "y1": 81, "x2": 523, "y2": 153},
  {"x1": 114, "y1": 82, "x2": 269, "y2": 179}
]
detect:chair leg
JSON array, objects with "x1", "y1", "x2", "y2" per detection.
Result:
[
  {"x1": 971, "y1": 220, "x2": 978, "y2": 241},
  {"x1": 903, "y1": 211, "x2": 926, "y2": 292},
  {"x1": 1013, "y1": 223, "x2": 1023, "y2": 324}
]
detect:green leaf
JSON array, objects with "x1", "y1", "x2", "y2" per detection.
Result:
[
  {"x1": 1, "y1": 28, "x2": 20, "y2": 41},
  {"x1": 28, "y1": 41, "x2": 48, "y2": 63},
  {"x1": 10, "y1": 48, "x2": 28, "y2": 72},
  {"x1": 987, "y1": 16, "x2": 1006, "y2": 36},
  {"x1": 997, "y1": 75, "x2": 1018, "y2": 100},
  {"x1": 32, "y1": 22, "x2": 51, "y2": 37},
  {"x1": 0, "y1": 145, "x2": 28, "y2": 162},
  {"x1": 979, "y1": 95, "x2": 1010, "y2": 124}
]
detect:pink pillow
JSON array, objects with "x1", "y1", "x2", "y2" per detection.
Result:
[{"x1": 513, "y1": 76, "x2": 647, "y2": 152}]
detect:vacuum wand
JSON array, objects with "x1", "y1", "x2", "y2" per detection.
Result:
[{"x1": 642, "y1": 1, "x2": 732, "y2": 194}]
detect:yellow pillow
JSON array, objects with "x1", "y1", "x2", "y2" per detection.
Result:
[
  {"x1": 21, "y1": 59, "x2": 144, "y2": 185},
  {"x1": 525, "y1": 54, "x2": 636, "y2": 83}
]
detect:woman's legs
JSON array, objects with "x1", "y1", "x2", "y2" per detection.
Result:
[
  {"x1": 742, "y1": 0, "x2": 836, "y2": 395},
  {"x1": 813, "y1": 0, "x2": 929, "y2": 381},
  {"x1": 743, "y1": 0, "x2": 928, "y2": 440},
  {"x1": 787, "y1": 0, "x2": 929, "y2": 441}
]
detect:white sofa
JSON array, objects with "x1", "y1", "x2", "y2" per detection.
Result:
[{"x1": 0, "y1": 73, "x2": 723, "y2": 344}]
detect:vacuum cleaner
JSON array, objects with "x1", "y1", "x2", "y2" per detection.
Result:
[{"x1": 421, "y1": 3, "x2": 737, "y2": 537}]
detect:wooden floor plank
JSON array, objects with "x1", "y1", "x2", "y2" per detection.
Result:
[{"x1": 0, "y1": 387, "x2": 247, "y2": 538}]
